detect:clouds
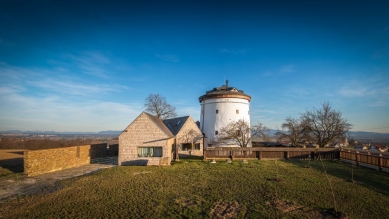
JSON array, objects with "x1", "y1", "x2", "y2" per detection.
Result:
[
  {"x1": 0, "y1": 57, "x2": 141, "y2": 131},
  {"x1": 338, "y1": 76, "x2": 389, "y2": 108},
  {"x1": 0, "y1": 91, "x2": 143, "y2": 131},
  {"x1": 1, "y1": 1, "x2": 389, "y2": 133},
  {"x1": 155, "y1": 53, "x2": 179, "y2": 62},
  {"x1": 339, "y1": 86, "x2": 369, "y2": 97},
  {"x1": 27, "y1": 78, "x2": 128, "y2": 96},
  {"x1": 280, "y1": 64, "x2": 296, "y2": 73},
  {"x1": 0, "y1": 60, "x2": 129, "y2": 97},
  {"x1": 219, "y1": 48, "x2": 248, "y2": 55}
]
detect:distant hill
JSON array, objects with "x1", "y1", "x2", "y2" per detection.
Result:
[
  {"x1": 348, "y1": 131, "x2": 389, "y2": 141},
  {"x1": 1, "y1": 130, "x2": 388, "y2": 141},
  {"x1": 97, "y1": 130, "x2": 122, "y2": 135}
]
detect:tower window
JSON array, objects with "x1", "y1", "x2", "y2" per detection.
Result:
[
  {"x1": 215, "y1": 131, "x2": 218, "y2": 135},
  {"x1": 216, "y1": 109, "x2": 218, "y2": 114},
  {"x1": 248, "y1": 111, "x2": 250, "y2": 115},
  {"x1": 236, "y1": 109, "x2": 239, "y2": 114}
]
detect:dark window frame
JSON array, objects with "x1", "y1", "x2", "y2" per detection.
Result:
[{"x1": 137, "y1": 147, "x2": 163, "y2": 157}]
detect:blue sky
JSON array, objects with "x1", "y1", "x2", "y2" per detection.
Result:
[{"x1": 0, "y1": 0, "x2": 388, "y2": 133}]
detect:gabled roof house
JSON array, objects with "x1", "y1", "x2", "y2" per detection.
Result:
[
  {"x1": 164, "y1": 116, "x2": 203, "y2": 156},
  {"x1": 119, "y1": 112, "x2": 203, "y2": 166}
]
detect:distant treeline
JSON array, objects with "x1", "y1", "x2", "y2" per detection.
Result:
[{"x1": 0, "y1": 138, "x2": 107, "y2": 150}]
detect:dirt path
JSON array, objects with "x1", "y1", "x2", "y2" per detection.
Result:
[{"x1": 0, "y1": 163, "x2": 115, "y2": 203}]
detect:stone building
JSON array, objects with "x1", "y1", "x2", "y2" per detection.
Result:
[
  {"x1": 199, "y1": 80, "x2": 251, "y2": 148},
  {"x1": 119, "y1": 112, "x2": 203, "y2": 166},
  {"x1": 163, "y1": 116, "x2": 203, "y2": 156}
]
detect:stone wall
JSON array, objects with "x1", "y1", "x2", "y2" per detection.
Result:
[{"x1": 24, "y1": 143, "x2": 111, "y2": 177}]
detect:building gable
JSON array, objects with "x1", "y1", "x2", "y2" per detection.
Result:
[
  {"x1": 120, "y1": 112, "x2": 173, "y2": 139},
  {"x1": 119, "y1": 112, "x2": 174, "y2": 166}
]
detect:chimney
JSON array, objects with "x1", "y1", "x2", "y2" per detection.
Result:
[{"x1": 226, "y1": 80, "x2": 228, "y2": 90}]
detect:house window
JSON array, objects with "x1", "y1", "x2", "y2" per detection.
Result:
[
  {"x1": 138, "y1": 147, "x2": 163, "y2": 157},
  {"x1": 181, "y1": 143, "x2": 192, "y2": 151},
  {"x1": 236, "y1": 109, "x2": 239, "y2": 114},
  {"x1": 236, "y1": 130, "x2": 241, "y2": 136},
  {"x1": 195, "y1": 143, "x2": 200, "y2": 150},
  {"x1": 215, "y1": 131, "x2": 218, "y2": 135},
  {"x1": 216, "y1": 109, "x2": 219, "y2": 114}
]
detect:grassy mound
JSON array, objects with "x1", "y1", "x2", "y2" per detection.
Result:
[{"x1": 1, "y1": 159, "x2": 388, "y2": 218}]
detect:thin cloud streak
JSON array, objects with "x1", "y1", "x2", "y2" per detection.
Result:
[
  {"x1": 26, "y1": 78, "x2": 129, "y2": 96},
  {"x1": 219, "y1": 48, "x2": 248, "y2": 55},
  {"x1": 280, "y1": 64, "x2": 296, "y2": 73},
  {"x1": 0, "y1": 91, "x2": 143, "y2": 132},
  {"x1": 155, "y1": 53, "x2": 179, "y2": 62}
]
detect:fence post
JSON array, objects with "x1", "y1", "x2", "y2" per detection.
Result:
[
  {"x1": 378, "y1": 154, "x2": 383, "y2": 172},
  {"x1": 230, "y1": 150, "x2": 234, "y2": 161},
  {"x1": 284, "y1": 151, "x2": 289, "y2": 160},
  {"x1": 355, "y1": 151, "x2": 359, "y2": 166}
]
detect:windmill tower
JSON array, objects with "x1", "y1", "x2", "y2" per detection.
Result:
[{"x1": 199, "y1": 80, "x2": 251, "y2": 147}]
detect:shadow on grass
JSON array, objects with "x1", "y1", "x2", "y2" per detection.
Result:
[
  {"x1": 283, "y1": 159, "x2": 389, "y2": 198},
  {"x1": 177, "y1": 154, "x2": 204, "y2": 160},
  {"x1": 0, "y1": 158, "x2": 24, "y2": 174}
]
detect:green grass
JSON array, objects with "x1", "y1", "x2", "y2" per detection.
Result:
[
  {"x1": 0, "y1": 167, "x2": 14, "y2": 177},
  {"x1": 1, "y1": 159, "x2": 389, "y2": 218}
]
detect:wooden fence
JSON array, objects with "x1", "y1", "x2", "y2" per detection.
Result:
[
  {"x1": 340, "y1": 149, "x2": 389, "y2": 172},
  {"x1": 204, "y1": 147, "x2": 389, "y2": 172},
  {"x1": 204, "y1": 147, "x2": 340, "y2": 161}
]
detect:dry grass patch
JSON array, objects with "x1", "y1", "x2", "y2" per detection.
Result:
[{"x1": 210, "y1": 201, "x2": 244, "y2": 219}]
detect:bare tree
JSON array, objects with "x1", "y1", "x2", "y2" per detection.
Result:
[
  {"x1": 180, "y1": 129, "x2": 203, "y2": 149},
  {"x1": 276, "y1": 117, "x2": 310, "y2": 147},
  {"x1": 144, "y1": 94, "x2": 177, "y2": 119},
  {"x1": 218, "y1": 119, "x2": 269, "y2": 147},
  {"x1": 301, "y1": 102, "x2": 353, "y2": 148}
]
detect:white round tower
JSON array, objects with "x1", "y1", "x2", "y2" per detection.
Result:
[{"x1": 199, "y1": 81, "x2": 251, "y2": 147}]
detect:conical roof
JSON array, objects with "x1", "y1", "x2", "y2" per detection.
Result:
[{"x1": 199, "y1": 82, "x2": 251, "y2": 102}]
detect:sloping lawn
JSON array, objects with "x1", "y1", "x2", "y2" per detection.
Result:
[{"x1": 1, "y1": 159, "x2": 388, "y2": 218}]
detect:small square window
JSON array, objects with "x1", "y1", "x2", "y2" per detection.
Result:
[
  {"x1": 215, "y1": 131, "x2": 218, "y2": 135},
  {"x1": 236, "y1": 109, "x2": 239, "y2": 114},
  {"x1": 216, "y1": 109, "x2": 219, "y2": 114}
]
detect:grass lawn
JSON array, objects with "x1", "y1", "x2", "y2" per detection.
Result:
[{"x1": 1, "y1": 159, "x2": 388, "y2": 218}]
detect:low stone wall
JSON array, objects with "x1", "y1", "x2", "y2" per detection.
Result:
[{"x1": 24, "y1": 143, "x2": 112, "y2": 177}]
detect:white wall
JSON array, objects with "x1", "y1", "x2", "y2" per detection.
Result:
[{"x1": 200, "y1": 97, "x2": 250, "y2": 147}]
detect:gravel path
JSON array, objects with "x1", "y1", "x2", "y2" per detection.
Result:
[{"x1": 0, "y1": 163, "x2": 115, "y2": 203}]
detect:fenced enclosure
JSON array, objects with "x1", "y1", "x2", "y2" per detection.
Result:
[
  {"x1": 340, "y1": 149, "x2": 389, "y2": 172},
  {"x1": 204, "y1": 147, "x2": 389, "y2": 172},
  {"x1": 204, "y1": 147, "x2": 340, "y2": 160}
]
